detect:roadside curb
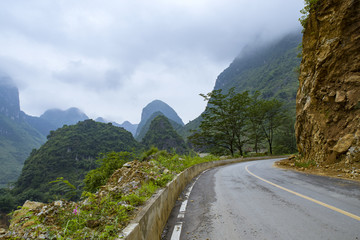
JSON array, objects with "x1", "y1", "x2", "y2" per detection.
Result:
[{"x1": 117, "y1": 156, "x2": 284, "y2": 240}]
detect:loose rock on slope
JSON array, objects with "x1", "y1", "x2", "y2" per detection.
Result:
[{"x1": 295, "y1": 0, "x2": 360, "y2": 166}]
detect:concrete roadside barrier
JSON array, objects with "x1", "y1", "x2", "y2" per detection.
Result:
[{"x1": 117, "y1": 156, "x2": 284, "y2": 240}]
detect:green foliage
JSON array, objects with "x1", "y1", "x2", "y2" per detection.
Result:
[
  {"x1": 54, "y1": 192, "x2": 131, "y2": 239},
  {"x1": 49, "y1": 177, "x2": 79, "y2": 201},
  {"x1": 135, "y1": 100, "x2": 184, "y2": 139},
  {"x1": 0, "y1": 115, "x2": 45, "y2": 188},
  {"x1": 190, "y1": 88, "x2": 292, "y2": 156},
  {"x1": 294, "y1": 159, "x2": 316, "y2": 168},
  {"x1": 261, "y1": 99, "x2": 286, "y2": 155},
  {"x1": 214, "y1": 33, "x2": 301, "y2": 113},
  {"x1": 141, "y1": 115, "x2": 189, "y2": 154},
  {"x1": 273, "y1": 116, "x2": 298, "y2": 154},
  {"x1": 150, "y1": 149, "x2": 218, "y2": 173},
  {"x1": 136, "y1": 111, "x2": 184, "y2": 142},
  {"x1": 12, "y1": 120, "x2": 140, "y2": 206},
  {"x1": 8, "y1": 149, "x2": 220, "y2": 239},
  {"x1": 0, "y1": 188, "x2": 16, "y2": 212},
  {"x1": 299, "y1": 0, "x2": 319, "y2": 29},
  {"x1": 84, "y1": 151, "x2": 134, "y2": 193}
]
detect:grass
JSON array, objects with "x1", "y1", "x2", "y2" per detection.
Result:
[
  {"x1": 8, "y1": 149, "x2": 220, "y2": 239},
  {"x1": 294, "y1": 159, "x2": 316, "y2": 168}
]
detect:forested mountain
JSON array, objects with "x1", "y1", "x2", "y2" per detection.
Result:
[
  {"x1": 214, "y1": 32, "x2": 301, "y2": 111},
  {"x1": 182, "y1": 32, "x2": 302, "y2": 139},
  {"x1": 95, "y1": 117, "x2": 138, "y2": 136},
  {"x1": 0, "y1": 76, "x2": 45, "y2": 187},
  {"x1": 142, "y1": 115, "x2": 188, "y2": 154},
  {"x1": 136, "y1": 111, "x2": 183, "y2": 141},
  {"x1": 0, "y1": 115, "x2": 45, "y2": 188},
  {"x1": 119, "y1": 121, "x2": 138, "y2": 136},
  {"x1": 12, "y1": 119, "x2": 141, "y2": 204},
  {"x1": 135, "y1": 100, "x2": 184, "y2": 139}
]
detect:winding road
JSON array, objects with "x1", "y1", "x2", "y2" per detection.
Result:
[{"x1": 162, "y1": 158, "x2": 360, "y2": 240}]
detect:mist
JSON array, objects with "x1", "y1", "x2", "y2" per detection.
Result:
[{"x1": 0, "y1": 0, "x2": 304, "y2": 123}]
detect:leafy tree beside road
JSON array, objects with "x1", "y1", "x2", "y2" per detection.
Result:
[{"x1": 190, "y1": 88, "x2": 291, "y2": 156}]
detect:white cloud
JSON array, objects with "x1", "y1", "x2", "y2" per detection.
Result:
[{"x1": 0, "y1": 0, "x2": 304, "y2": 123}]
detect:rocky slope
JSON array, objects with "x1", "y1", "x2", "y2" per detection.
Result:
[
  {"x1": 1, "y1": 160, "x2": 171, "y2": 239},
  {"x1": 295, "y1": 0, "x2": 360, "y2": 166}
]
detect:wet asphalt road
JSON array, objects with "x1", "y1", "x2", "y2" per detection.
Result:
[{"x1": 162, "y1": 158, "x2": 360, "y2": 240}]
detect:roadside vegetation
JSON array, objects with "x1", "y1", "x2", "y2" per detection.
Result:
[
  {"x1": 189, "y1": 87, "x2": 296, "y2": 157},
  {"x1": 4, "y1": 148, "x2": 219, "y2": 239}
]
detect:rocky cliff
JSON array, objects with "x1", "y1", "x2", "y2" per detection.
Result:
[
  {"x1": 295, "y1": 0, "x2": 360, "y2": 165},
  {"x1": 0, "y1": 75, "x2": 20, "y2": 121}
]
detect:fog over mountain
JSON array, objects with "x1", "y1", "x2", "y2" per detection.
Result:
[{"x1": 0, "y1": 0, "x2": 304, "y2": 124}]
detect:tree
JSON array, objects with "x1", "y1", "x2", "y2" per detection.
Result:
[
  {"x1": 190, "y1": 88, "x2": 250, "y2": 156},
  {"x1": 260, "y1": 99, "x2": 286, "y2": 155},
  {"x1": 247, "y1": 92, "x2": 265, "y2": 153}
]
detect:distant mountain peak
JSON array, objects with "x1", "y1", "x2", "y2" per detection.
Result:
[
  {"x1": 0, "y1": 74, "x2": 20, "y2": 120},
  {"x1": 136, "y1": 99, "x2": 184, "y2": 138},
  {"x1": 40, "y1": 107, "x2": 89, "y2": 129}
]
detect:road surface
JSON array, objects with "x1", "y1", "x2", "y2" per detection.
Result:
[{"x1": 162, "y1": 158, "x2": 360, "y2": 240}]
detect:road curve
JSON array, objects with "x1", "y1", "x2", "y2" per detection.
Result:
[{"x1": 162, "y1": 159, "x2": 360, "y2": 240}]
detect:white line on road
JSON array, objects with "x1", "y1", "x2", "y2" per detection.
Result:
[
  {"x1": 170, "y1": 223, "x2": 183, "y2": 240},
  {"x1": 170, "y1": 169, "x2": 209, "y2": 240},
  {"x1": 245, "y1": 164, "x2": 360, "y2": 222}
]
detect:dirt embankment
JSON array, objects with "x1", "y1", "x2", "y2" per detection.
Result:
[{"x1": 276, "y1": 155, "x2": 360, "y2": 182}]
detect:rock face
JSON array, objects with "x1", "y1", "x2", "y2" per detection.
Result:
[
  {"x1": 0, "y1": 75, "x2": 20, "y2": 121},
  {"x1": 295, "y1": 0, "x2": 360, "y2": 165}
]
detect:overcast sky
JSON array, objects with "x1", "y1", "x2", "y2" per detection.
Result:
[{"x1": 0, "y1": 0, "x2": 304, "y2": 124}]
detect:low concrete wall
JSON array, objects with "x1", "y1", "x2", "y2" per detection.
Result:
[{"x1": 118, "y1": 156, "x2": 281, "y2": 240}]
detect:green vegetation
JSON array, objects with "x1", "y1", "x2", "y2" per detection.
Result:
[
  {"x1": 12, "y1": 120, "x2": 141, "y2": 206},
  {"x1": 142, "y1": 115, "x2": 189, "y2": 155},
  {"x1": 294, "y1": 157, "x2": 317, "y2": 168},
  {"x1": 0, "y1": 115, "x2": 45, "y2": 188},
  {"x1": 136, "y1": 111, "x2": 184, "y2": 141},
  {"x1": 9, "y1": 149, "x2": 219, "y2": 239},
  {"x1": 189, "y1": 88, "x2": 294, "y2": 156},
  {"x1": 0, "y1": 188, "x2": 16, "y2": 212},
  {"x1": 180, "y1": 33, "x2": 301, "y2": 142},
  {"x1": 213, "y1": 33, "x2": 301, "y2": 114},
  {"x1": 299, "y1": 0, "x2": 319, "y2": 29},
  {"x1": 135, "y1": 100, "x2": 184, "y2": 139},
  {"x1": 84, "y1": 151, "x2": 134, "y2": 193}
]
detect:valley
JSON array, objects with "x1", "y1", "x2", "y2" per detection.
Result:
[{"x1": 1, "y1": 0, "x2": 359, "y2": 238}]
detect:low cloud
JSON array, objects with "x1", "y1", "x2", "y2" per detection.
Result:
[{"x1": 0, "y1": 0, "x2": 304, "y2": 123}]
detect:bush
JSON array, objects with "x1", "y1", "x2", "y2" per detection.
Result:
[{"x1": 84, "y1": 151, "x2": 134, "y2": 192}]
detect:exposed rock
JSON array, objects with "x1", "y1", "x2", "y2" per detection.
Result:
[
  {"x1": 332, "y1": 134, "x2": 355, "y2": 153},
  {"x1": 295, "y1": 0, "x2": 360, "y2": 165}
]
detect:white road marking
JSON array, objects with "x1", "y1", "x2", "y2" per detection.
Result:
[
  {"x1": 170, "y1": 223, "x2": 183, "y2": 240},
  {"x1": 170, "y1": 169, "x2": 209, "y2": 240}
]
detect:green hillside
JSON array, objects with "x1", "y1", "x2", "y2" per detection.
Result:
[
  {"x1": 214, "y1": 32, "x2": 302, "y2": 111},
  {"x1": 182, "y1": 32, "x2": 302, "y2": 140},
  {"x1": 142, "y1": 115, "x2": 189, "y2": 154},
  {"x1": 0, "y1": 115, "x2": 45, "y2": 187},
  {"x1": 12, "y1": 120, "x2": 141, "y2": 204},
  {"x1": 136, "y1": 111, "x2": 184, "y2": 141},
  {"x1": 135, "y1": 100, "x2": 184, "y2": 139},
  {"x1": 0, "y1": 76, "x2": 46, "y2": 187}
]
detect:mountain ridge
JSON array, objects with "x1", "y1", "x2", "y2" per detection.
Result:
[{"x1": 135, "y1": 100, "x2": 184, "y2": 139}]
